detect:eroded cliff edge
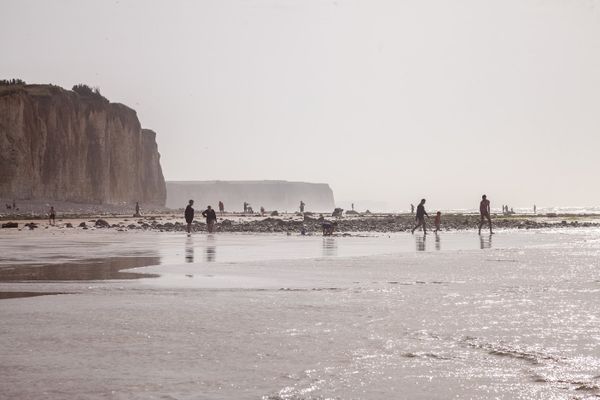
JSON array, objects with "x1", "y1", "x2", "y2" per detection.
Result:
[{"x1": 0, "y1": 84, "x2": 166, "y2": 205}]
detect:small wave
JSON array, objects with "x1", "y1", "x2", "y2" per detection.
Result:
[{"x1": 460, "y1": 336, "x2": 562, "y2": 365}]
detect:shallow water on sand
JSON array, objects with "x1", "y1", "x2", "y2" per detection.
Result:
[{"x1": 1, "y1": 228, "x2": 600, "y2": 399}]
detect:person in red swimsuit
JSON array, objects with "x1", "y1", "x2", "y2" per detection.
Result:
[{"x1": 478, "y1": 194, "x2": 493, "y2": 235}]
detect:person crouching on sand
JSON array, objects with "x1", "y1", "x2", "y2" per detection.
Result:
[
  {"x1": 202, "y1": 205, "x2": 218, "y2": 233},
  {"x1": 411, "y1": 199, "x2": 428, "y2": 234},
  {"x1": 185, "y1": 200, "x2": 194, "y2": 235},
  {"x1": 434, "y1": 211, "x2": 441, "y2": 233}
]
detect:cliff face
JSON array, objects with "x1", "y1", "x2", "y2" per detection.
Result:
[
  {"x1": 166, "y1": 180, "x2": 335, "y2": 212},
  {"x1": 0, "y1": 84, "x2": 166, "y2": 205}
]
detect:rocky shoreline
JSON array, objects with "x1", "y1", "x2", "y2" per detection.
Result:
[{"x1": 2, "y1": 212, "x2": 599, "y2": 233}]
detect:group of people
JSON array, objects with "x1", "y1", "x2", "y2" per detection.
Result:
[
  {"x1": 411, "y1": 195, "x2": 493, "y2": 235},
  {"x1": 184, "y1": 200, "x2": 218, "y2": 235}
]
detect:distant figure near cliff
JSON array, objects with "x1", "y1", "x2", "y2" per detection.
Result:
[
  {"x1": 134, "y1": 202, "x2": 141, "y2": 217},
  {"x1": 410, "y1": 204, "x2": 415, "y2": 215},
  {"x1": 243, "y1": 202, "x2": 248, "y2": 213},
  {"x1": 218, "y1": 201, "x2": 224, "y2": 215},
  {"x1": 49, "y1": 206, "x2": 56, "y2": 225},
  {"x1": 202, "y1": 205, "x2": 217, "y2": 233},
  {"x1": 478, "y1": 194, "x2": 493, "y2": 235},
  {"x1": 185, "y1": 200, "x2": 195, "y2": 235},
  {"x1": 300, "y1": 201, "x2": 305, "y2": 213}
]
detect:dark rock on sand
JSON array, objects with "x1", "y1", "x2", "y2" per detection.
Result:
[{"x1": 95, "y1": 219, "x2": 110, "y2": 228}]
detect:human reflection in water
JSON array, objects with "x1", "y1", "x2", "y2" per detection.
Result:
[
  {"x1": 205, "y1": 235, "x2": 216, "y2": 262},
  {"x1": 322, "y1": 237, "x2": 338, "y2": 257},
  {"x1": 185, "y1": 237, "x2": 194, "y2": 263},
  {"x1": 415, "y1": 234, "x2": 426, "y2": 251},
  {"x1": 480, "y1": 234, "x2": 493, "y2": 249},
  {"x1": 435, "y1": 232, "x2": 441, "y2": 251}
]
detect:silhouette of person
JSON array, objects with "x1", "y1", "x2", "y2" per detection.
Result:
[
  {"x1": 411, "y1": 199, "x2": 428, "y2": 234},
  {"x1": 134, "y1": 201, "x2": 141, "y2": 217},
  {"x1": 49, "y1": 206, "x2": 56, "y2": 225},
  {"x1": 478, "y1": 194, "x2": 493, "y2": 235},
  {"x1": 185, "y1": 200, "x2": 195, "y2": 235},
  {"x1": 410, "y1": 204, "x2": 415, "y2": 215},
  {"x1": 218, "y1": 201, "x2": 224, "y2": 215},
  {"x1": 300, "y1": 201, "x2": 305, "y2": 213},
  {"x1": 202, "y1": 205, "x2": 217, "y2": 233},
  {"x1": 434, "y1": 211, "x2": 441, "y2": 233}
]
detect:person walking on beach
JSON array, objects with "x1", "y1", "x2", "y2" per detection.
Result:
[
  {"x1": 49, "y1": 206, "x2": 56, "y2": 226},
  {"x1": 411, "y1": 199, "x2": 428, "y2": 234},
  {"x1": 185, "y1": 200, "x2": 195, "y2": 235},
  {"x1": 300, "y1": 201, "x2": 305, "y2": 213},
  {"x1": 218, "y1": 201, "x2": 224, "y2": 215},
  {"x1": 478, "y1": 194, "x2": 493, "y2": 235},
  {"x1": 434, "y1": 211, "x2": 441, "y2": 233},
  {"x1": 202, "y1": 205, "x2": 217, "y2": 233}
]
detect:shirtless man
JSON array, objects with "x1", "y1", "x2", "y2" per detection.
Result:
[{"x1": 478, "y1": 194, "x2": 493, "y2": 235}]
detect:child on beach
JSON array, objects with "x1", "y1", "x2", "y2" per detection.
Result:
[{"x1": 434, "y1": 211, "x2": 441, "y2": 233}]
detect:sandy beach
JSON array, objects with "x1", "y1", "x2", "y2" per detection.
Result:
[{"x1": 1, "y1": 227, "x2": 600, "y2": 399}]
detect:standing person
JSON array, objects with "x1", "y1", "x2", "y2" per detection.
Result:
[
  {"x1": 243, "y1": 201, "x2": 248, "y2": 213},
  {"x1": 134, "y1": 202, "x2": 141, "y2": 217},
  {"x1": 185, "y1": 200, "x2": 195, "y2": 236},
  {"x1": 49, "y1": 206, "x2": 56, "y2": 226},
  {"x1": 411, "y1": 199, "x2": 428, "y2": 234},
  {"x1": 434, "y1": 211, "x2": 441, "y2": 233},
  {"x1": 410, "y1": 204, "x2": 415, "y2": 215},
  {"x1": 300, "y1": 201, "x2": 305, "y2": 213},
  {"x1": 533, "y1": 204, "x2": 537, "y2": 214},
  {"x1": 202, "y1": 205, "x2": 217, "y2": 233},
  {"x1": 478, "y1": 194, "x2": 493, "y2": 235},
  {"x1": 218, "y1": 201, "x2": 224, "y2": 215}
]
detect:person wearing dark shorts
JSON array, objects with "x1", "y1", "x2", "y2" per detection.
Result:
[
  {"x1": 202, "y1": 205, "x2": 218, "y2": 233},
  {"x1": 478, "y1": 194, "x2": 493, "y2": 235},
  {"x1": 411, "y1": 199, "x2": 428, "y2": 234},
  {"x1": 185, "y1": 200, "x2": 195, "y2": 235}
]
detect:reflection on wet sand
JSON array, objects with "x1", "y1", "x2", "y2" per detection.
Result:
[
  {"x1": 322, "y1": 237, "x2": 338, "y2": 257},
  {"x1": 0, "y1": 257, "x2": 161, "y2": 282},
  {"x1": 480, "y1": 234, "x2": 493, "y2": 249},
  {"x1": 416, "y1": 235, "x2": 426, "y2": 251},
  {"x1": 435, "y1": 233, "x2": 441, "y2": 251},
  {"x1": 205, "y1": 246, "x2": 216, "y2": 262},
  {"x1": 0, "y1": 291, "x2": 67, "y2": 300},
  {"x1": 205, "y1": 235, "x2": 216, "y2": 262},
  {"x1": 185, "y1": 237, "x2": 194, "y2": 263}
]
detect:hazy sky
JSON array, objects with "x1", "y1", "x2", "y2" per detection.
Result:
[{"x1": 2, "y1": 0, "x2": 600, "y2": 210}]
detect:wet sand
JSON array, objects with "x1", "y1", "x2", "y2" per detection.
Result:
[{"x1": 1, "y1": 228, "x2": 600, "y2": 399}]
